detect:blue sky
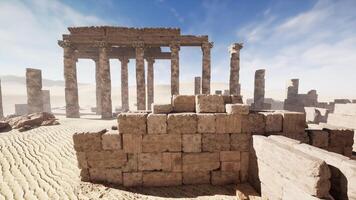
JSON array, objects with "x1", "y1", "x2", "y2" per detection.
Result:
[{"x1": 0, "y1": 0, "x2": 356, "y2": 100}]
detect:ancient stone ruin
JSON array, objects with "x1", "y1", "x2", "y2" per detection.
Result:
[
  {"x1": 0, "y1": 79, "x2": 3, "y2": 119},
  {"x1": 26, "y1": 68, "x2": 43, "y2": 114}
]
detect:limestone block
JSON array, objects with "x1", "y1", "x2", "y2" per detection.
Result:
[
  {"x1": 86, "y1": 150, "x2": 127, "y2": 168},
  {"x1": 202, "y1": 133, "x2": 230, "y2": 152},
  {"x1": 308, "y1": 130, "x2": 329, "y2": 148},
  {"x1": 226, "y1": 104, "x2": 249, "y2": 115},
  {"x1": 240, "y1": 152, "x2": 249, "y2": 182},
  {"x1": 101, "y1": 130, "x2": 122, "y2": 150},
  {"x1": 142, "y1": 134, "x2": 181, "y2": 152},
  {"x1": 220, "y1": 151, "x2": 241, "y2": 162},
  {"x1": 241, "y1": 113, "x2": 265, "y2": 134},
  {"x1": 162, "y1": 152, "x2": 182, "y2": 172},
  {"x1": 215, "y1": 113, "x2": 241, "y2": 134},
  {"x1": 183, "y1": 171, "x2": 210, "y2": 185},
  {"x1": 280, "y1": 111, "x2": 306, "y2": 134},
  {"x1": 197, "y1": 114, "x2": 216, "y2": 133},
  {"x1": 118, "y1": 113, "x2": 147, "y2": 134},
  {"x1": 231, "y1": 133, "x2": 251, "y2": 151},
  {"x1": 172, "y1": 95, "x2": 195, "y2": 112},
  {"x1": 222, "y1": 95, "x2": 232, "y2": 104},
  {"x1": 76, "y1": 152, "x2": 88, "y2": 169},
  {"x1": 327, "y1": 146, "x2": 344, "y2": 154},
  {"x1": 147, "y1": 114, "x2": 167, "y2": 134},
  {"x1": 196, "y1": 95, "x2": 225, "y2": 113},
  {"x1": 260, "y1": 112, "x2": 283, "y2": 133},
  {"x1": 89, "y1": 168, "x2": 106, "y2": 183},
  {"x1": 344, "y1": 147, "x2": 353, "y2": 157},
  {"x1": 80, "y1": 169, "x2": 90, "y2": 182},
  {"x1": 143, "y1": 172, "x2": 182, "y2": 186},
  {"x1": 138, "y1": 153, "x2": 162, "y2": 171},
  {"x1": 182, "y1": 152, "x2": 220, "y2": 171},
  {"x1": 167, "y1": 113, "x2": 197, "y2": 134},
  {"x1": 105, "y1": 169, "x2": 123, "y2": 185},
  {"x1": 327, "y1": 129, "x2": 354, "y2": 147},
  {"x1": 123, "y1": 134, "x2": 142, "y2": 153},
  {"x1": 151, "y1": 103, "x2": 172, "y2": 114},
  {"x1": 123, "y1": 172, "x2": 142, "y2": 187},
  {"x1": 221, "y1": 162, "x2": 241, "y2": 172},
  {"x1": 122, "y1": 153, "x2": 138, "y2": 172},
  {"x1": 73, "y1": 130, "x2": 106, "y2": 151},
  {"x1": 211, "y1": 171, "x2": 240, "y2": 185},
  {"x1": 231, "y1": 95, "x2": 243, "y2": 104},
  {"x1": 183, "y1": 134, "x2": 201, "y2": 152}
]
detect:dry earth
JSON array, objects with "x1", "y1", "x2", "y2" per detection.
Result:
[{"x1": 0, "y1": 116, "x2": 237, "y2": 200}]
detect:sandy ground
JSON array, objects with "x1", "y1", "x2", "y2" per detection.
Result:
[{"x1": 0, "y1": 116, "x2": 238, "y2": 200}]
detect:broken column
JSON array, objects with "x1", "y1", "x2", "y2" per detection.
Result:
[
  {"x1": 42, "y1": 90, "x2": 51, "y2": 113},
  {"x1": 194, "y1": 76, "x2": 201, "y2": 95},
  {"x1": 94, "y1": 58, "x2": 101, "y2": 114},
  {"x1": 286, "y1": 79, "x2": 299, "y2": 99},
  {"x1": 0, "y1": 79, "x2": 3, "y2": 119},
  {"x1": 26, "y1": 68, "x2": 43, "y2": 114},
  {"x1": 202, "y1": 42, "x2": 213, "y2": 94},
  {"x1": 98, "y1": 43, "x2": 112, "y2": 119},
  {"x1": 120, "y1": 57, "x2": 129, "y2": 112},
  {"x1": 135, "y1": 42, "x2": 146, "y2": 110},
  {"x1": 229, "y1": 43, "x2": 243, "y2": 96},
  {"x1": 147, "y1": 58, "x2": 155, "y2": 110},
  {"x1": 170, "y1": 42, "x2": 180, "y2": 96},
  {"x1": 252, "y1": 69, "x2": 265, "y2": 110}
]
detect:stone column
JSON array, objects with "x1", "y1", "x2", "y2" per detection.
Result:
[
  {"x1": 287, "y1": 79, "x2": 299, "y2": 99},
  {"x1": 202, "y1": 42, "x2": 213, "y2": 94},
  {"x1": 26, "y1": 68, "x2": 43, "y2": 114},
  {"x1": 194, "y1": 76, "x2": 201, "y2": 95},
  {"x1": 59, "y1": 41, "x2": 79, "y2": 118},
  {"x1": 229, "y1": 43, "x2": 243, "y2": 96},
  {"x1": 42, "y1": 90, "x2": 51, "y2": 113},
  {"x1": 0, "y1": 79, "x2": 3, "y2": 119},
  {"x1": 147, "y1": 58, "x2": 155, "y2": 110},
  {"x1": 98, "y1": 43, "x2": 112, "y2": 119},
  {"x1": 170, "y1": 42, "x2": 180, "y2": 96},
  {"x1": 94, "y1": 58, "x2": 102, "y2": 114},
  {"x1": 135, "y1": 42, "x2": 146, "y2": 110},
  {"x1": 253, "y1": 69, "x2": 265, "y2": 110},
  {"x1": 120, "y1": 57, "x2": 129, "y2": 112}
]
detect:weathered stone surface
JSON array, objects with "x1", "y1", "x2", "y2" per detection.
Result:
[
  {"x1": 143, "y1": 172, "x2": 182, "y2": 187},
  {"x1": 231, "y1": 133, "x2": 251, "y2": 151},
  {"x1": 194, "y1": 76, "x2": 201, "y2": 95},
  {"x1": 167, "y1": 113, "x2": 197, "y2": 134},
  {"x1": 201, "y1": 42, "x2": 212, "y2": 94},
  {"x1": 123, "y1": 134, "x2": 142, "y2": 153},
  {"x1": 142, "y1": 134, "x2": 181, "y2": 152},
  {"x1": 280, "y1": 111, "x2": 306, "y2": 134},
  {"x1": 0, "y1": 121, "x2": 11, "y2": 133},
  {"x1": 162, "y1": 152, "x2": 182, "y2": 172},
  {"x1": 172, "y1": 95, "x2": 195, "y2": 112},
  {"x1": 240, "y1": 152, "x2": 249, "y2": 182},
  {"x1": 225, "y1": 104, "x2": 249, "y2": 115},
  {"x1": 231, "y1": 95, "x2": 243, "y2": 104},
  {"x1": 86, "y1": 150, "x2": 127, "y2": 168},
  {"x1": 80, "y1": 169, "x2": 90, "y2": 182},
  {"x1": 215, "y1": 113, "x2": 241, "y2": 134},
  {"x1": 123, "y1": 172, "x2": 142, "y2": 187},
  {"x1": 42, "y1": 90, "x2": 51, "y2": 113},
  {"x1": 135, "y1": 45, "x2": 146, "y2": 110},
  {"x1": 229, "y1": 43, "x2": 243, "y2": 96},
  {"x1": 252, "y1": 69, "x2": 265, "y2": 110},
  {"x1": 211, "y1": 171, "x2": 240, "y2": 185},
  {"x1": 138, "y1": 153, "x2": 162, "y2": 171},
  {"x1": 196, "y1": 95, "x2": 225, "y2": 113},
  {"x1": 197, "y1": 114, "x2": 216, "y2": 133},
  {"x1": 147, "y1": 114, "x2": 167, "y2": 134},
  {"x1": 26, "y1": 68, "x2": 43, "y2": 114},
  {"x1": 73, "y1": 130, "x2": 106, "y2": 151},
  {"x1": 183, "y1": 171, "x2": 210, "y2": 185},
  {"x1": 89, "y1": 168, "x2": 123, "y2": 184},
  {"x1": 327, "y1": 129, "x2": 354, "y2": 147},
  {"x1": 202, "y1": 133, "x2": 230, "y2": 152},
  {"x1": 170, "y1": 43, "x2": 180, "y2": 96},
  {"x1": 120, "y1": 57, "x2": 129, "y2": 112},
  {"x1": 308, "y1": 130, "x2": 329, "y2": 148},
  {"x1": 241, "y1": 113, "x2": 265, "y2": 134},
  {"x1": 0, "y1": 79, "x2": 3, "y2": 119},
  {"x1": 182, "y1": 152, "x2": 220, "y2": 171},
  {"x1": 122, "y1": 153, "x2": 138, "y2": 172},
  {"x1": 118, "y1": 113, "x2": 147, "y2": 134},
  {"x1": 183, "y1": 134, "x2": 201, "y2": 152},
  {"x1": 151, "y1": 103, "x2": 172, "y2": 114},
  {"x1": 89, "y1": 168, "x2": 106, "y2": 183},
  {"x1": 98, "y1": 46, "x2": 113, "y2": 119},
  {"x1": 76, "y1": 152, "x2": 88, "y2": 169},
  {"x1": 146, "y1": 58, "x2": 155, "y2": 110},
  {"x1": 260, "y1": 112, "x2": 283, "y2": 133},
  {"x1": 221, "y1": 162, "x2": 241, "y2": 172},
  {"x1": 101, "y1": 130, "x2": 121, "y2": 150},
  {"x1": 220, "y1": 151, "x2": 241, "y2": 162}
]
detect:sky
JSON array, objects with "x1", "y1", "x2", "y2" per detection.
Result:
[{"x1": 0, "y1": 0, "x2": 356, "y2": 101}]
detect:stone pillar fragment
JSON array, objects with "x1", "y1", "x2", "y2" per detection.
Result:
[
  {"x1": 0, "y1": 79, "x2": 3, "y2": 119},
  {"x1": 59, "y1": 41, "x2": 79, "y2": 118},
  {"x1": 287, "y1": 79, "x2": 299, "y2": 99},
  {"x1": 194, "y1": 76, "x2": 201, "y2": 95},
  {"x1": 26, "y1": 68, "x2": 43, "y2": 114},
  {"x1": 98, "y1": 43, "x2": 112, "y2": 119},
  {"x1": 229, "y1": 43, "x2": 243, "y2": 96},
  {"x1": 135, "y1": 42, "x2": 146, "y2": 110},
  {"x1": 147, "y1": 58, "x2": 155, "y2": 110},
  {"x1": 120, "y1": 57, "x2": 129, "y2": 112},
  {"x1": 42, "y1": 90, "x2": 51, "y2": 113},
  {"x1": 94, "y1": 58, "x2": 102, "y2": 114},
  {"x1": 202, "y1": 42, "x2": 213, "y2": 94},
  {"x1": 170, "y1": 42, "x2": 180, "y2": 96},
  {"x1": 253, "y1": 69, "x2": 265, "y2": 110}
]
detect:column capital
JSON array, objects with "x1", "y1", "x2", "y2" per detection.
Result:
[
  {"x1": 133, "y1": 41, "x2": 145, "y2": 49},
  {"x1": 170, "y1": 42, "x2": 180, "y2": 51},
  {"x1": 119, "y1": 56, "x2": 130, "y2": 64},
  {"x1": 146, "y1": 57, "x2": 155, "y2": 64},
  {"x1": 229, "y1": 43, "x2": 243, "y2": 54},
  {"x1": 201, "y1": 42, "x2": 213, "y2": 51}
]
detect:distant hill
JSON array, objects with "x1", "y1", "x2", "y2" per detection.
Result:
[{"x1": 0, "y1": 75, "x2": 88, "y2": 87}]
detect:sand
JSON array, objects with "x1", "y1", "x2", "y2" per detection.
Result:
[{"x1": 0, "y1": 116, "x2": 238, "y2": 200}]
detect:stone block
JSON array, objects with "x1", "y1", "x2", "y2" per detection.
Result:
[
  {"x1": 280, "y1": 111, "x2": 306, "y2": 134},
  {"x1": 138, "y1": 153, "x2": 162, "y2": 171},
  {"x1": 183, "y1": 134, "x2": 201, "y2": 152},
  {"x1": 240, "y1": 152, "x2": 249, "y2": 182},
  {"x1": 308, "y1": 130, "x2": 329, "y2": 148},
  {"x1": 151, "y1": 103, "x2": 172, "y2": 114},
  {"x1": 101, "y1": 130, "x2": 122, "y2": 150},
  {"x1": 231, "y1": 95, "x2": 243, "y2": 104},
  {"x1": 143, "y1": 172, "x2": 182, "y2": 186},
  {"x1": 197, "y1": 114, "x2": 216, "y2": 133},
  {"x1": 183, "y1": 171, "x2": 210, "y2": 185},
  {"x1": 225, "y1": 104, "x2": 250, "y2": 115},
  {"x1": 260, "y1": 112, "x2": 283, "y2": 133},
  {"x1": 211, "y1": 171, "x2": 240, "y2": 185},
  {"x1": 202, "y1": 133, "x2": 230, "y2": 152},
  {"x1": 86, "y1": 150, "x2": 127, "y2": 168},
  {"x1": 182, "y1": 152, "x2": 220, "y2": 171},
  {"x1": 167, "y1": 113, "x2": 197, "y2": 134},
  {"x1": 76, "y1": 152, "x2": 88, "y2": 169},
  {"x1": 80, "y1": 169, "x2": 90, "y2": 182},
  {"x1": 172, "y1": 95, "x2": 195, "y2": 112},
  {"x1": 89, "y1": 168, "x2": 106, "y2": 183},
  {"x1": 89, "y1": 168, "x2": 123, "y2": 184},
  {"x1": 147, "y1": 113, "x2": 167, "y2": 134},
  {"x1": 344, "y1": 147, "x2": 353, "y2": 157},
  {"x1": 142, "y1": 134, "x2": 181, "y2": 152},
  {"x1": 118, "y1": 113, "x2": 147, "y2": 134},
  {"x1": 231, "y1": 133, "x2": 251, "y2": 151},
  {"x1": 123, "y1": 134, "x2": 142, "y2": 153},
  {"x1": 327, "y1": 129, "x2": 354, "y2": 147},
  {"x1": 241, "y1": 113, "x2": 265, "y2": 134},
  {"x1": 162, "y1": 152, "x2": 182, "y2": 172},
  {"x1": 73, "y1": 130, "x2": 106, "y2": 151},
  {"x1": 123, "y1": 172, "x2": 142, "y2": 187},
  {"x1": 222, "y1": 95, "x2": 232, "y2": 104},
  {"x1": 215, "y1": 113, "x2": 241, "y2": 134},
  {"x1": 221, "y1": 162, "x2": 241, "y2": 172},
  {"x1": 122, "y1": 153, "x2": 138, "y2": 172},
  {"x1": 196, "y1": 95, "x2": 225, "y2": 113},
  {"x1": 220, "y1": 151, "x2": 241, "y2": 162}
]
